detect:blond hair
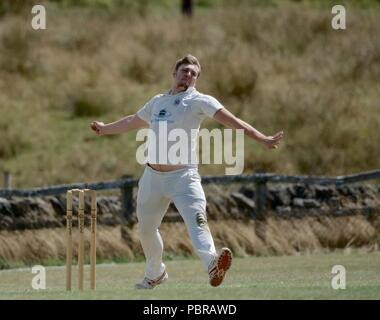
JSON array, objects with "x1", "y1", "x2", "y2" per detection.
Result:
[{"x1": 174, "y1": 54, "x2": 201, "y2": 78}]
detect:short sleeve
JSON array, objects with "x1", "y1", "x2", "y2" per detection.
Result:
[
  {"x1": 136, "y1": 95, "x2": 159, "y2": 124},
  {"x1": 192, "y1": 94, "x2": 224, "y2": 119}
]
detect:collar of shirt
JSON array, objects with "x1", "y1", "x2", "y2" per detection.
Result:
[{"x1": 164, "y1": 86, "x2": 196, "y2": 96}]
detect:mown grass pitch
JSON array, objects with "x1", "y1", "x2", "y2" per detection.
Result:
[{"x1": 0, "y1": 252, "x2": 379, "y2": 300}]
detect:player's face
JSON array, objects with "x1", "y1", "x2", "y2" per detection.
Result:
[{"x1": 173, "y1": 64, "x2": 199, "y2": 89}]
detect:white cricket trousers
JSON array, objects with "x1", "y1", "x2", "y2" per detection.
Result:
[{"x1": 136, "y1": 165, "x2": 217, "y2": 279}]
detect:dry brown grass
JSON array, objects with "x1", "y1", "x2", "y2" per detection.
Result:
[
  {"x1": 263, "y1": 215, "x2": 380, "y2": 255},
  {"x1": 1, "y1": 215, "x2": 379, "y2": 268},
  {"x1": 0, "y1": 3, "x2": 379, "y2": 187}
]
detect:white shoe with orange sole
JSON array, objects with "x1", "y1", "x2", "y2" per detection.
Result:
[
  {"x1": 135, "y1": 271, "x2": 168, "y2": 289},
  {"x1": 208, "y1": 248, "x2": 232, "y2": 287}
]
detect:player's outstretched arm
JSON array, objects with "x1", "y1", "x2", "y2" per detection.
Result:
[
  {"x1": 213, "y1": 108, "x2": 284, "y2": 149},
  {"x1": 90, "y1": 114, "x2": 148, "y2": 136}
]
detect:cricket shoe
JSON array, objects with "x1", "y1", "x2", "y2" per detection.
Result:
[
  {"x1": 208, "y1": 248, "x2": 232, "y2": 287},
  {"x1": 134, "y1": 271, "x2": 168, "y2": 289}
]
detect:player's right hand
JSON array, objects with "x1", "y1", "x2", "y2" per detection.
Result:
[{"x1": 90, "y1": 121, "x2": 105, "y2": 135}]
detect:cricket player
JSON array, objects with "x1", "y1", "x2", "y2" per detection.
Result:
[{"x1": 91, "y1": 54, "x2": 284, "y2": 289}]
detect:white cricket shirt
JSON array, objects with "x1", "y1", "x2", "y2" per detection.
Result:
[{"x1": 136, "y1": 86, "x2": 223, "y2": 166}]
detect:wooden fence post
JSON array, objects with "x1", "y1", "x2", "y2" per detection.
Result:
[
  {"x1": 3, "y1": 171, "x2": 11, "y2": 190},
  {"x1": 254, "y1": 176, "x2": 268, "y2": 241},
  {"x1": 254, "y1": 177, "x2": 267, "y2": 220},
  {"x1": 120, "y1": 175, "x2": 134, "y2": 221}
]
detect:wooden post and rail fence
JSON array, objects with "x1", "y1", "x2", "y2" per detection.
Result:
[{"x1": 1, "y1": 169, "x2": 380, "y2": 221}]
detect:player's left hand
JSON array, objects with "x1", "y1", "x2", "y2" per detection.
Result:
[{"x1": 263, "y1": 131, "x2": 284, "y2": 149}]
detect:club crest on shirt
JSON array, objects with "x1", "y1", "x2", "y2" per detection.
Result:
[{"x1": 153, "y1": 109, "x2": 172, "y2": 121}]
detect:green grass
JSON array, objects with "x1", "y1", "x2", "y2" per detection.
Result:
[{"x1": 0, "y1": 252, "x2": 379, "y2": 300}]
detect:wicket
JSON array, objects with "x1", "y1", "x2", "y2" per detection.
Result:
[{"x1": 66, "y1": 189, "x2": 97, "y2": 291}]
